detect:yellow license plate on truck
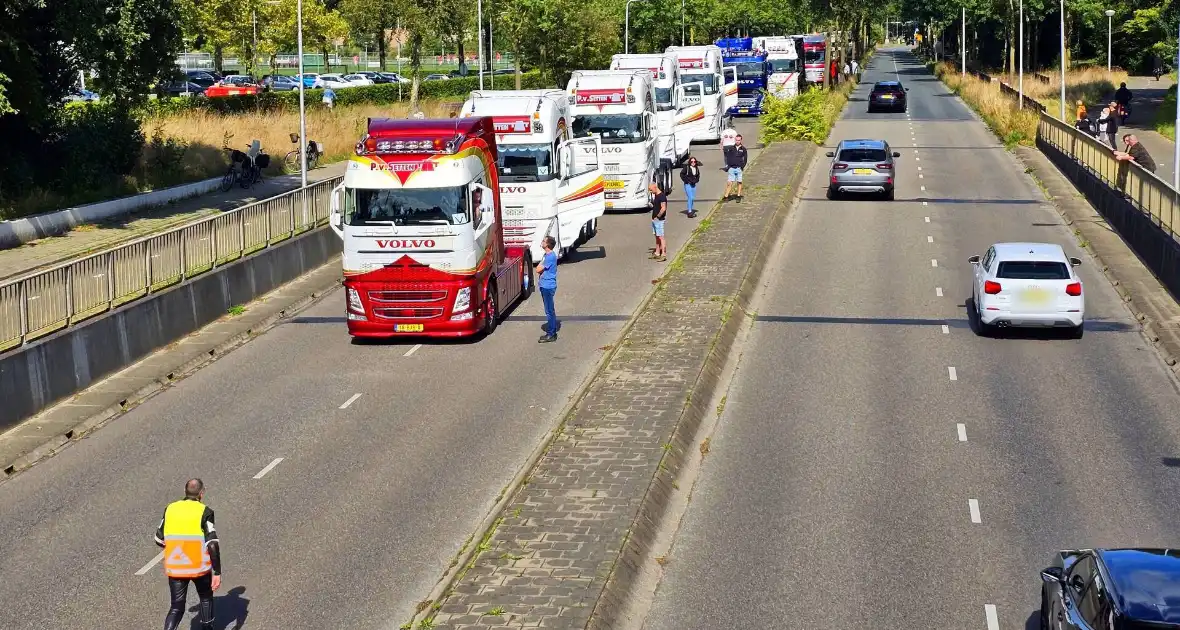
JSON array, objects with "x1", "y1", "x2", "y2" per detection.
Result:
[
  {"x1": 603, "y1": 180, "x2": 625, "y2": 189},
  {"x1": 853, "y1": 168, "x2": 874, "y2": 175},
  {"x1": 395, "y1": 324, "x2": 424, "y2": 332}
]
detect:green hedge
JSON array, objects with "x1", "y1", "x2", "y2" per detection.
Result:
[
  {"x1": 760, "y1": 80, "x2": 854, "y2": 145},
  {"x1": 142, "y1": 71, "x2": 553, "y2": 116}
]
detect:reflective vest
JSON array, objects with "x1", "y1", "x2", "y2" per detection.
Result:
[{"x1": 161, "y1": 500, "x2": 212, "y2": 578}]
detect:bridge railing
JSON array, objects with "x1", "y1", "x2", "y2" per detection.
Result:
[{"x1": 0, "y1": 176, "x2": 344, "y2": 353}]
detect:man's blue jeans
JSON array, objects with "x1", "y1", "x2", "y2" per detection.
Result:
[{"x1": 540, "y1": 287, "x2": 558, "y2": 335}]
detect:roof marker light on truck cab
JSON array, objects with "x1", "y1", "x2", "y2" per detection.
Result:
[{"x1": 355, "y1": 134, "x2": 461, "y2": 155}]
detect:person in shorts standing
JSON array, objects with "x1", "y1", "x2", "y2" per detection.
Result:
[
  {"x1": 648, "y1": 182, "x2": 667, "y2": 262},
  {"x1": 723, "y1": 134, "x2": 748, "y2": 202}
]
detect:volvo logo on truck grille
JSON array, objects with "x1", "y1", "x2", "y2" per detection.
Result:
[{"x1": 375, "y1": 239, "x2": 437, "y2": 248}]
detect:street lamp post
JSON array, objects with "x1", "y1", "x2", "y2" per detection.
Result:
[
  {"x1": 1174, "y1": 19, "x2": 1180, "y2": 189},
  {"x1": 477, "y1": 0, "x2": 484, "y2": 90},
  {"x1": 625, "y1": 0, "x2": 645, "y2": 54},
  {"x1": 961, "y1": 6, "x2": 966, "y2": 75},
  {"x1": 490, "y1": 12, "x2": 494, "y2": 88},
  {"x1": 1059, "y1": 0, "x2": 1066, "y2": 122},
  {"x1": 681, "y1": 0, "x2": 685, "y2": 46},
  {"x1": 1104, "y1": 9, "x2": 1114, "y2": 71},
  {"x1": 1019, "y1": 0, "x2": 1024, "y2": 108},
  {"x1": 296, "y1": 0, "x2": 307, "y2": 188}
]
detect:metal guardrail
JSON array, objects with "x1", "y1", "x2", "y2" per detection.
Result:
[
  {"x1": 1038, "y1": 114, "x2": 1178, "y2": 240},
  {"x1": 998, "y1": 81, "x2": 1046, "y2": 112},
  {"x1": 0, "y1": 176, "x2": 343, "y2": 353}
]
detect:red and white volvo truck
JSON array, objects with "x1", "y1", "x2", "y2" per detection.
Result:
[{"x1": 329, "y1": 117, "x2": 533, "y2": 339}]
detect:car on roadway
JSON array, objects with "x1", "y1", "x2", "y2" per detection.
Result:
[
  {"x1": 1040, "y1": 548, "x2": 1180, "y2": 629},
  {"x1": 868, "y1": 81, "x2": 908, "y2": 113},
  {"x1": 825, "y1": 139, "x2": 901, "y2": 200},
  {"x1": 968, "y1": 242, "x2": 1084, "y2": 337}
]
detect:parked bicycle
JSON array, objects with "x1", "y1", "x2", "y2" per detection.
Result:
[
  {"x1": 220, "y1": 140, "x2": 269, "y2": 192},
  {"x1": 284, "y1": 133, "x2": 322, "y2": 172}
]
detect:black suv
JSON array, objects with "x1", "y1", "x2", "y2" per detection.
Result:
[
  {"x1": 1041, "y1": 548, "x2": 1180, "y2": 629},
  {"x1": 868, "y1": 81, "x2": 907, "y2": 113}
]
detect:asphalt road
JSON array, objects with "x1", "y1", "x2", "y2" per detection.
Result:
[
  {"x1": 643, "y1": 49, "x2": 1180, "y2": 630},
  {"x1": 0, "y1": 120, "x2": 759, "y2": 630}
]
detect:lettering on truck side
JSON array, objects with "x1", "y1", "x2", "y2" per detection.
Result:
[
  {"x1": 376, "y1": 239, "x2": 437, "y2": 248},
  {"x1": 500, "y1": 186, "x2": 527, "y2": 194}
]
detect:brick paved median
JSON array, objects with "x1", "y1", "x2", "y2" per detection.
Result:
[{"x1": 421, "y1": 140, "x2": 817, "y2": 630}]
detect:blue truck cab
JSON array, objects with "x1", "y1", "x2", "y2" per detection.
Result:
[{"x1": 716, "y1": 37, "x2": 768, "y2": 116}]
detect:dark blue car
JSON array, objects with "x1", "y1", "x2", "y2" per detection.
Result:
[{"x1": 1041, "y1": 548, "x2": 1180, "y2": 629}]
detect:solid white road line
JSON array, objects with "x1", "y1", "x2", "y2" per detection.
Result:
[
  {"x1": 135, "y1": 552, "x2": 164, "y2": 576},
  {"x1": 403, "y1": 344, "x2": 422, "y2": 357},
  {"x1": 969, "y1": 499, "x2": 981, "y2": 523},
  {"x1": 941, "y1": 324, "x2": 950, "y2": 334},
  {"x1": 339, "y1": 393, "x2": 363, "y2": 409},
  {"x1": 931, "y1": 259, "x2": 938, "y2": 267},
  {"x1": 935, "y1": 287, "x2": 943, "y2": 297},
  {"x1": 928, "y1": 235, "x2": 934, "y2": 243},
  {"x1": 985, "y1": 604, "x2": 999, "y2": 630},
  {"x1": 948, "y1": 366, "x2": 957, "y2": 380},
  {"x1": 253, "y1": 457, "x2": 284, "y2": 480},
  {"x1": 957, "y1": 423, "x2": 967, "y2": 441}
]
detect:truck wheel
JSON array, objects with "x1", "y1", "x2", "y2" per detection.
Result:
[{"x1": 482, "y1": 281, "x2": 499, "y2": 336}]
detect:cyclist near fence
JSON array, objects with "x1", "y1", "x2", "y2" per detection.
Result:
[{"x1": 1114, "y1": 82, "x2": 1133, "y2": 123}]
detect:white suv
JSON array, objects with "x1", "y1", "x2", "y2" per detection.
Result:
[{"x1": 968, "y1": 242, "x2": 1084, "y2": 338}]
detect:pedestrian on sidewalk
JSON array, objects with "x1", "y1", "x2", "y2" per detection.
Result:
[
  {"x1": 842, "y1": 61, "x2": 851, "y2": 82},
  {"x1": 723, "y1": 134, "x2": 748, "y2": 202},
  {"x1": 535, "y1": 235, "x2": 559, "y2": 343},
  {"x1": 1097, "y1": 107, "x2": 1118, "y2": 150},
  {"x1": 156, "y1": 479, "x2": 221, "y2": 630},
  {"x1": 1075, "y1": 100, "x2": 1087, "y2": 123},
  {"x1": 851, "y1": 58, "x2": 860, "y2": 81},
  {"x1": 1115, "y1": 134, "x2": 1157, "y2": 173},
  {"x1": 680, "y1": 156, "x2": 702, "y2": 218},
  {"x1": 648, "y1": 182, "x2": 668, "y2": 262}
]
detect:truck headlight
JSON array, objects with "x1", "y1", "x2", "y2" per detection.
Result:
[
  {"x1": 453, "y1": 286, "x2": 472, "y2": 313},
  {"x1": 347, "y1": 287, "x2": 365, "y2": 313}
]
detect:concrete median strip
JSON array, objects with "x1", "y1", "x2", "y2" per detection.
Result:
[{"x1": 409, "y1": 140, "x2": 817, "y2": 630}]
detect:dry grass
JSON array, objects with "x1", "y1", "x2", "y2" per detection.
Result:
[
  {"x1": 935, "y1": 63, "x2": 1040, "y2": 146},
  {"x1": 142, "y1": 100, "x2": 457, "y2": 182},
  {"x1": 994, "y1": 66, "x2": 1127, "y2": 118}
]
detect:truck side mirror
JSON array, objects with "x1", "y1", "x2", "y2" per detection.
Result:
[{"x1": 329, "y1": 184, "x2": 345, "y2": 235}]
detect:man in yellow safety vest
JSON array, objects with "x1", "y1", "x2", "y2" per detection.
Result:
[{"x1": 154, "y1": 478, "x2": 222, "y2": 630}]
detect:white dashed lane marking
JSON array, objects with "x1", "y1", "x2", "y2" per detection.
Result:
[
  {"x1": 985, "y1": 604, "x2": 999, "y2": 630},
  {"x1": 957, "y1": 423, "x2": 967, "y2": 441},
  {"x1": 403, "y1": 344, "x2": 422, "y2": 357},
  {"x1": 253, "y1": 457, "x2": 284, "y2": 479},
  {"x1": 935, "y1": 287, "x2": 943, "y2": 297},
  {"x1": 941, "y1": 324, "x2": 950, "y2": 334},
  {"x1": 928, "y1": 235, "x2": 934, "y2": 243},
  {"x1": 925, "y1": 215, "x2": 930, "y2": 221},
  {"x1": 947, "y1": 366, "x2": 957, "y2": 380},
  {"x1": 931, "y1": 259, "x2": 938, "y2": 267},
  {"x1": 135, "y1": 553, "x2": 164, "y2": 576},
  {"x1": 969, "y1": 498, "x2": 982, "y2": 523},
  {"x1": 339, "y1": 393, "x2": 363, "y2": 409}
]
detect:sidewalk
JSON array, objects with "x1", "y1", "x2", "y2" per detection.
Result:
[
  {"x1": 1090, "y1": 75, "x2": 1175, "y2": 184},
  {"x1": 0, "y1": 161, "x2": 346, "y2": 281},
  {"x1": 417, "y1": 140, "x2": 817, "y2": 630}
]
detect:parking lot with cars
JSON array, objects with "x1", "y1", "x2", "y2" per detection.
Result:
[{"x1": 644, "y1": 47, "x2": 1180, "y2": 630}]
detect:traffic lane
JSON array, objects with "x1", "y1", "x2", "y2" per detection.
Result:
[
  {"x1": 0, "y1": 124, "x2": 755, "y2": 630},
  {"x1": 645, "y1": 156, "x2": 991, "y2": 629}
]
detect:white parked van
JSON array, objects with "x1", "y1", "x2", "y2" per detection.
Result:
[
  {"x1": 460, "y1": 89, "x2": 606, "y2": 260},
  {"x1": 664, "y1": 44, "x2": 738, "y2": 143},
  {"x1": 566, "y1": 70, "x2": 663, "y2": 209}
]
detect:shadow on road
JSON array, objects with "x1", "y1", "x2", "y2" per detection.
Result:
[{"x1": 188, "y1": 585, "x2": 249, "y2": 630}]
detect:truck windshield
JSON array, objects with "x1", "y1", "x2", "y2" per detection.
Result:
[
  {"x1": 769, "y1": 58, "x2": 798, "y2": 72},
  {"x1": 681, "y1": 72, "x2": 717, "y2": 95},
  {"x1": 497, "y1": 144, "x2": 555, "y2": 182},
  {"x1": 573, "y1": 114, "x2": 645, "y2": 144},
  {"x1": 804, "y1": 49, "x2": 825, "y2": 64},
  {"x1": 654, "y1": 87, "x2": 673, "y2": 111},
  {"x1": 346, "y1": 186, "x2": 469, "y2": 226},
  {"x1": 734, "y1": 63, "x2": 765, "y2": 80}
]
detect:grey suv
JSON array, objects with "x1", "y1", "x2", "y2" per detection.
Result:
[{"x1": 826, "y1": 139, "x2": 902, "y2": 201}]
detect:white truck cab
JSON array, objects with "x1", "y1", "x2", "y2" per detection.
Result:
[
  {"x1": 609, "y1": 54, "x2": 701, "y2": 184},
  {"x1": 567, "y1": 69, "x2": 664, "y2": 208},
  {"x1": 460, "y1": 89, "x2": 605, "y2": 261},
  {"x1": 763, "y1": 36, "x2": 802, "y2": 99},
  {"x1": 664, "y1": 44, "x2": 738, "y2": 142}
]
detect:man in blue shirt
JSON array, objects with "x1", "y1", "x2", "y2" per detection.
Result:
[{"x1": 535, "y1": 235, "x2": 559, "y2": 343}]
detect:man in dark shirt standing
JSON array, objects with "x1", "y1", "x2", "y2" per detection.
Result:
[
  {"x1": 648, "y1": 182, "x2": 667, "y2": 262},
  {"x1": 1116, "y1": 134, "x2": 1157, "y2": 173},
  {"x1": 723, "y1": 135, "x2": 749, "y2": 202}
]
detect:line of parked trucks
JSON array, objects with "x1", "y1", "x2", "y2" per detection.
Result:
[{"x1": 325, "y1": 35, "x2": 832, "y2": 340}]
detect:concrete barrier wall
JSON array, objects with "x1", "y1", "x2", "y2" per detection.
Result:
[
  {"x1": 0, "y1": 226, "x2": 341, "y2": 430},
  {"x1": 1038, "y1": 136, "x2": 1180, "y2": 302},
  {"x1": 0, "y1": 176, "x2": 222, "y2": 249}
]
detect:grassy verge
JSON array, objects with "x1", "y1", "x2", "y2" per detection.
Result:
[
  {"x1": 931, "y1": 63, "x2": 1125, "y2": 148},
  {"x1": 3, "y1": 100, "x2": 454, "y2": 220},
  {"x1": 1154, "y1": 85, "x2": 1177, "y2": 141}
]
